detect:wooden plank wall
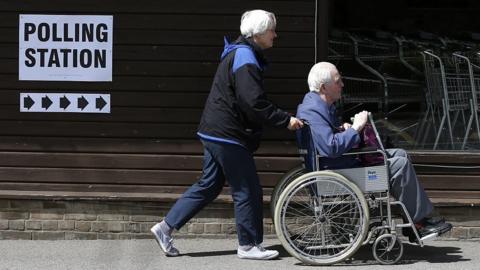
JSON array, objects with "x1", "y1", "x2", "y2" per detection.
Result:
[
  {"x1": 411, "y1": 152, "x2": 480, "y2": 204},
  {"x1": 0, "y1": 0, "x2": 315, "y2": 199},
  {"x1": 0, "y1": 0, "x2": 478, "y2": 203}
]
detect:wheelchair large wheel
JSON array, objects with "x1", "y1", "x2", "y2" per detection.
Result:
[
  {"x1": 274, "y1": 171, "x2": 369, "y2": 265},
  {"x1": 270, "y1": 165, "x2": 307, "y2": 223}
]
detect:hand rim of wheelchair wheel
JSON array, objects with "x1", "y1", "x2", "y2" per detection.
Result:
[
  {"x1": 274, "y1": 171, "x2": 369, "y2": 265},
  {"x1": 372, "y1": 233, "x2": 403, "y2": 265}
]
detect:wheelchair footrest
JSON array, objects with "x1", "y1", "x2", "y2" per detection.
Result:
[{"x1": 420, "y1": 232, "x2": 438, "y2": 242}]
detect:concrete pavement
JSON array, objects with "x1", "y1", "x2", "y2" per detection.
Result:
[{"x1": 0, "y1": 238, "x2": 478, "y2": 270}]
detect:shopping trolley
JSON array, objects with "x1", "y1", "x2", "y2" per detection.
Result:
[
  {"x1": 421, "y1": 50, "x2": 476, "y2": 149},
  {"x1": 347, "y1": 32, "x2": 425, "y2": 118},
  {"x1": 471, "y1": 60, "x2": 480, "y2": 145},
  {"x1": 452, "y1": 53, "x2": 480, "y2": 148}
]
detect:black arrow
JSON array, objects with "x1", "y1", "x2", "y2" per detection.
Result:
[
  {"x1": 77, "y1": 96, "x2": 89, "y2": 110},
  {"x1": 60, "y1": 95, "x2": 71, "y2": 110},
  {"x1": 41, "y1": 96, "x2": 52, "y2": 110},
  {"x1": 96, "y1": 96, "x2": 107, "y2": 110},
  {"x1": 23, "y1": 95, "x2": 34, "y2": 110}
]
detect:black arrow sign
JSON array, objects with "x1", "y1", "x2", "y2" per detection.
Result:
[
  {"x1": 24, "y1": 95, "x2": 34, "y2": 110},
  {"x1": 60, "y1": 95, "x2": 71, "y2": 110},
  {"x1": 96, "y1": 96, "x2": 107, "y2": 110},
  {"x1": 78, "y1": 96, "x2": 89, "y2": 110},
  {"x1": 41, "y1": 96, "x2": 52, "y2": 110}
]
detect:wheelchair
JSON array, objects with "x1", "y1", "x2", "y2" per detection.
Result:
[{"x1": 272, "y1": 114, "x2": 431, "y2": 265}]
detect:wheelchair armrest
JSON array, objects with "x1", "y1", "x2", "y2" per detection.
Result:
[
  {"x1": 343, "y1": 147, "x2": 383, "y2": 156},
  {"x1": 346, "y1": 147, "x2": 377, "y2": 153}
]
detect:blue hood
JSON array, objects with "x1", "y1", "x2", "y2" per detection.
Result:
[{"x1": 220, "y1": 36, "x2": 251, "y2": 60}]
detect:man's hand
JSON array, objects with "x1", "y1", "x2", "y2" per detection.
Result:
[
  {"x1": 342, "y1": 123, "x2": 352, "y2": 130},
  {"x1": 351, "y1": 111, "x2": 369, "y2": 131},
  {"x1": 287, "y1": 117, "x2": 304, "y2": 130}
]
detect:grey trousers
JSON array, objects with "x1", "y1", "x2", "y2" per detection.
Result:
[{"x1": 386, "y1": 148, "x2": 433, "y2": 223}]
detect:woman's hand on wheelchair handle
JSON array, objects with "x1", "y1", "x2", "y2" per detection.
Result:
[{"x1": 287, "y1": 117, "x2": 304, "y2": 130}]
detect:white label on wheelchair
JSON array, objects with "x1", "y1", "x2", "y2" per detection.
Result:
[{"x1": 334, "y1": 165, "x2": 389, "y2": 192}]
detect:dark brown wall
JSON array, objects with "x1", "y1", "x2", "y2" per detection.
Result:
[
  {"x1": 0, "y1": 0, "x2": 478, "y2": 203},
  {"x1": 0, "y1": 0, "x2": 315, "y2": 197}
]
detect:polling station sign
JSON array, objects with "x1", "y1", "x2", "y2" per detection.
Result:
[{"x1": 19, "y1": 15, "x2": 113, "y2": 81}]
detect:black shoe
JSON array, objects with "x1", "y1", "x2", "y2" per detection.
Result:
[
  {"x1": 417, "y1": 222, "x2": 452, "y2": 238},
  {"x1": 403, "y1": 217, "x2": 451, "y2": 243},
  {"x1": 401, "y1": 216, "x2": 444, "y2": 236},
  {"x1": 422, "y1": 216, "x2": 445, "y2": 226}
]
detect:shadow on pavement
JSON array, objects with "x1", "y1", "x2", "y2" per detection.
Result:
[
  {"x1": 180, "y1": 242, "x2": 469, "y2": 265},
  {"x1": 265, "y1": 242, "x2": 469, "y2": 266},
  {"x1": 182, "y1": 249, "x2": 238, "y2": 257}
]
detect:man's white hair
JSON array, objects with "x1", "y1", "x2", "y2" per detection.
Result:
[
  {"x1": 307, "y1": 62, "x2": 337, "y2": 92},
  {"x1": 240, "y1": 10, "x2": 276, "y2": 38}
]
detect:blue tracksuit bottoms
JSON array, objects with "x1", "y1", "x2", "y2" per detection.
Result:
[{"x1": 164, "y1": 140, "x2": 263, "y2": 246}]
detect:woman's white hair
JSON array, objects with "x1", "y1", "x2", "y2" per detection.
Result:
[
  {"x1": 240, "y1": 10, "x2": 276, "y2": 38},
  {"x1": 307, "y1": 62, "x2": 336, "y2": 92}
]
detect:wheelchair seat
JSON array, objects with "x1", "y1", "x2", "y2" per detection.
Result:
[{"x1": 296, "y1": 122, "x2": 389, "y2": 193}]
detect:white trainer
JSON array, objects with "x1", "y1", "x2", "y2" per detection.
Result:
[
  {"x1": 150, "y1": 223, "x2": 179, "y2": 257},
  {"x1": 237, "y1": 245, "x2": 279, "y2": 260}
]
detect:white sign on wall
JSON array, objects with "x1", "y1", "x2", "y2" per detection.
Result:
[
  {"x1": 19, "y1": 15, "x2": 113, "y2": 81},
  {"x1": 20, "y1": 93, "x2": 110, "y2": 113}
]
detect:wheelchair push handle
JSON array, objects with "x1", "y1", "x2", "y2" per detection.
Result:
[
  {"x1": 349, "y1": 112, "x2": 385, "y2": 150},
  {"x1": 297, "y1": 119, "x2": 310, "y2": 127},
  {"x1": 349, "y1": 112, "x2": 372, "y2": 124}
]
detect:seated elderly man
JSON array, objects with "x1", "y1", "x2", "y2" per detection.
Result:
[{"x1": 296, "y1": 61, "x2": 452, "y2": 240}]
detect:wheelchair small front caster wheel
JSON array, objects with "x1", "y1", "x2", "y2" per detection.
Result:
[{"x1": 372, "y1": 234, "x2": 403, "y2": 265}]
